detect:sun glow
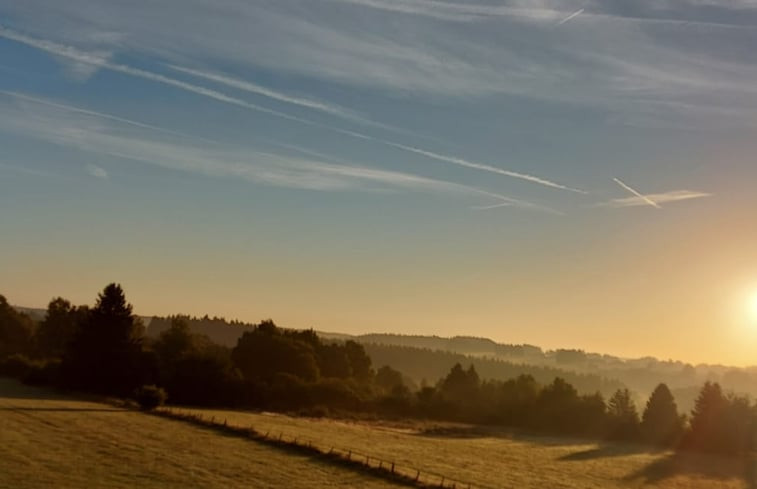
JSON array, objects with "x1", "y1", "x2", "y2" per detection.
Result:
[{"x1": 749, "y1": 290, "x2": 757, "y2": 323}]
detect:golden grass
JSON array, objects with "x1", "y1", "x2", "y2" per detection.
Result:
[
  {"x1": 0, "y1": 379, "x2": 405, "y2": 489},
  {"x1": 172, "y1": 406, "x2": 757, "y2": 489}
]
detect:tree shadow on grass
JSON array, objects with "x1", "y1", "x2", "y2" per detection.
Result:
[
  {"x1": 415, "y1": 424, "x2": 599, "y2": 448},
  {"x1": 624, "y1": 450, "x2": 757, "y2": 489},
  {"x1": 559, "y1": 443, "x2": 657, "y2": 461},
  {"x1": 0, "y1": 377, "x2": 72, "y2": 401},
  {"x1": 0, "y1": 407, "x2": 123, "y2": 413}
]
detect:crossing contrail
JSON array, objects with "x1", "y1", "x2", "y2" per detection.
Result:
[{"x1": 612, "y1": 177, "x2": 661, "y2": 209}]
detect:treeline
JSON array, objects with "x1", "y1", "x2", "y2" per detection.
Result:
[
  {"x1": 1, "y1": 285, "x2": 755, "y2": 454},
  {"x1": 362, "y1": 343, "x2": 625, "y2": 399}
]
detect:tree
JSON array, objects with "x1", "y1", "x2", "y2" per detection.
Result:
[
  {"x1": 439, "y1": 363, "x2": 480, "y2": 403},
  {"x1": 532, "y1": 377, "x2": 580, "y2": 433},
  {"x1": 641, "y1": 383, "x2": 684, "y2": 446},
  {"x1": 606, "y1": 388, "x2": 640, "y2": 441},
  {"x1": 684, "y1": 382, "x2": 756, "y2": 453},
  {"x1": 232, "y1": 321, "x2": 319, "y2": 383},
  {"x1": 62, "y1": 284, "x2": 147, "y2": 395},
  {"x1": 35, "y1": 298, "x2": 86, "y2": 359},
  {"x1": 343, "y1": 340, "x2": 373, "y2": 382},
  {"x1": 153, "y1": 317, "x2": 195, "y2": 368},
  {"x1": 684, "y1": 382, "x2": 731, "y2": 452},
  {"x1": 375, "y1": 365, "x2": 408, "y2": 396},
  {"x1": 317, "y1": 343, "x2": 352, "y2": 379},
  {"x1": 0, "y1": 295, "x2": 35, "y2": 358}
]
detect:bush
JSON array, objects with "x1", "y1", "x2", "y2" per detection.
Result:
[
  {"x1": 134, "y1": 384, "x2": 167, "y2": 411},
  {"x1": 0, "y1": 354, "x2": 37, "y2": 379},
  {"x1": 0, "y1": 355, "x2": 61, "y2": 386},
  {"x1": 24, "y1": 359, "x2": 61, "y2": 386}
]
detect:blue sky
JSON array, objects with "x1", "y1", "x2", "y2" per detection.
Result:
[{"x1": 1, "y1": 0, "x2": 756, "y2": 365}]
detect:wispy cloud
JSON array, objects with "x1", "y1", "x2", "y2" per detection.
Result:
[
  {"x1": 0, "y1": 26, "x2": 582, "y2": 194},
  {"x1": 322, "y1": 0, "x2": 564, "y2": 22},
  {"x1": 0, "y1": 91, "x2": 213, "y2": 143},
  {"x1": 86, "y1": 163, "x2": 108, "y2": 179},
  {"x1": 597, "y1": 189, "x2": 712, "y2": 208},
  {"x1": 0, "y1": 94, "x2": 555, "y2": 212},
  {"x1": 0, "y1": 161, "x2": 62, "y2": 179},
  {"x1": 612, "y1": 177, "x2": 662, "y2": 209}
]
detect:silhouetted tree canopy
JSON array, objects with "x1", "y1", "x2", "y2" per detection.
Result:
[
  {"x1": 606, "y1": 388, "x2": 640, "y2": 441},
  {"x1": 641, "y1": 383, "x2": 684, "y2": 446},
  {"x1": 0, "y1": 295, "x2": 35, "y2": 358},
  {"x1": 35, "y1": 298, "x2": 86, "y2": 359},
  {"x1": 62, "y1": 284, "x2": 148, "y2": 395},
  {"x1": 682, "y1": 382, "x2": 756, "y2": 454},
  {"x1": 232, "y1": 322, "x2": 320, "y2": 383}
]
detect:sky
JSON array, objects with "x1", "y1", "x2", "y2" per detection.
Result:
[{"x1": 1, "y1": 0, "x2": 756, "y2": 366}]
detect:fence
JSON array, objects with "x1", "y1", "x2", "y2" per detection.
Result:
[{"x1": 152, "y1": 408, "x2": 477, "y2": 489}]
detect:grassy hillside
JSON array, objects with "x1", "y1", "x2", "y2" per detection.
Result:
[
  {"x1": 173, "y1": 406, "x2": 756, "y2": 489},
  {"x1": 0, "y1": 379, "x2": 405, "y2": 489}
]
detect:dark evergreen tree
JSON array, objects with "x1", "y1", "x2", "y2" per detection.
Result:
[
  {"x1": 684, "y1": 382, "x2": 732, "y2": 452},
  {"x1": 606, "y1": 388, "x2": 640, "y2": 440},
  {"x1": 439, "y1": 363, "x2": 480, "y2": 403},
  {"x1": 62, "y1": 284, "x2": 147, "y2": 395},
  {"x1": 343, "y1": 340, "x2": 373, "y2": 382},
  {"x1": 640, "y1": 383, "x2": 684, "y2": 446},
  {"x1": 0, "y1": 295, "x2": 35, "y2": 358}
]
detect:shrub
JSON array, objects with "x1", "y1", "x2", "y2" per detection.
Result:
[
  {"x1": 134, "y1": 384, "x2": 167, "y2": 411},
  {"x1": 0, "y1": 354, "x2": 36, "y2": 379}
]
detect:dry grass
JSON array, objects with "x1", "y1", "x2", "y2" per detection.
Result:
[
  {"x1": 0, "y1": 379, "x2": 405, "y2": 489},
  {"x1": 172, "y1": 406, "x2": 757, "y2": 489},
  {"x1": 3, "y1": 377, "x2": 755, "y2": 489}
]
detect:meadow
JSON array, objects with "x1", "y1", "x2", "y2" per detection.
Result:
[
  {"x1": 2, "y1": 377, "x2": 755, "y2": 489},
  {"x1": 0, "y1": 379, "x2": 404, "y2": 489},
  {"x1": 173, "y1": 406, "x2": 757, "y2": 489}
]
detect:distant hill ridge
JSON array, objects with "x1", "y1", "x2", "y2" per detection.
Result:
[{"x1": 14, "y1": 306, "x2": 757, "y2": 412}]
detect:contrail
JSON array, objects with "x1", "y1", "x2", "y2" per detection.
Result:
[
  {"x1": 557, "y1": 8, "x2": 584, "y2": 25},
  {"x1": 612, "y1": 177, "x2": 661, "y2": 209},
  {"x1": 0, "y1": 25, "x2": 585, "y2": 194},
  {"x1": 472, "y1": 202, "x2": 513, "y2": 210},
  {"x1": 168, "y1": 65, "x2": 357, "y2": 120}
]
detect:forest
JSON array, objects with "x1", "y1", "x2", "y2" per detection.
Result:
[{"x1": 1, "y1": 283, "x2": 755, "y2": 454}]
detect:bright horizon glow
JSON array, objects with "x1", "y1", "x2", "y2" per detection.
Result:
[{"x1": 749, "y1": 290, "x2": 757, "y2": 324}]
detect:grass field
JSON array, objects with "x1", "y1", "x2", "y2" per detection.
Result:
[
  {"x1": 172, "y1": 406, "x2": 757, "y2": 489},
  {"x1": 2, "y1": 378, "x2": 755, "y2": 489},
  {"x1": 0, "y1": 379, "x2": 405, "y2": 489}
]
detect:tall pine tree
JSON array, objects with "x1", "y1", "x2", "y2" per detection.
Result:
[
  {"x1": 62, "y1": 284, "x2": 147, "y2": 395},
  {"x1": 640, "y1": 383, "x2": 683, "y2": 446}
]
